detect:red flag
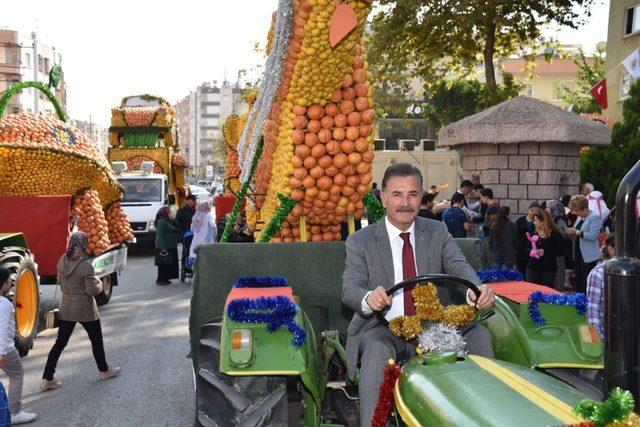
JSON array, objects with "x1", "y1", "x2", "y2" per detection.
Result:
[{"x1": 590, "y1": 79, "x2": 608, "y2": 110}]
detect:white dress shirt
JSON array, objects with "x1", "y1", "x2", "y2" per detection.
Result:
[
  {"x1": 361, "y1": 217, "x2": 417, "y2": 321},
  {"x1": 361, "y1": 217, "x2": 476, "y2": 319},
  {"x1": 0, "y1": 296, "x2": 16, "y2": 355}
]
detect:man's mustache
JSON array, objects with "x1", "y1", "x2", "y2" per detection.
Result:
[{"x1": 396, "y1": 207, "x2": 415, "y2": 212}]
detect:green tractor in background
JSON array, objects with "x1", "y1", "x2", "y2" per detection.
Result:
[
  {"x1": 190, "y1": 243, "x2": 604, "y2": 426},
  {"x1": 0, "y1": 233, "x2": 40, "y2": 356}
]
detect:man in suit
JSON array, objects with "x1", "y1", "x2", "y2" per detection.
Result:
[{"x1": 342, "y1": 163, "x2": 496, "y2": 427}]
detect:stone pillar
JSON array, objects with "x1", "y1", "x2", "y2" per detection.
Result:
[{"x1": 459, "y1": 141, "x2": 582, "y2": 216}]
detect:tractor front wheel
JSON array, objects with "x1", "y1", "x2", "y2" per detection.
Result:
[
  {"x1": 0, "y1": 247, "x2": 40, "y2": 356},
  {"x1": 195, "y1": 320, "x2": 289, "y2": 426}
]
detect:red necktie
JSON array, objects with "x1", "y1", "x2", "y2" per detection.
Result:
[{"x1": 400, "y1": 232, "x2": 417, "y2": 316}]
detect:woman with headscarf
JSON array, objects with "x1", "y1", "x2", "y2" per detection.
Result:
[
  {"x1": 155, "y1": 206, "x2": 179, "y2": 285},
  {"x1": 189, "y1": 201, "x2": 217, "y2": 259},
  {"x1": 546, "y1": 199, "x2": 570, "y2": 290},
  {"x1": 41, "y1": 232, "x2": 120, "y2": 391}
]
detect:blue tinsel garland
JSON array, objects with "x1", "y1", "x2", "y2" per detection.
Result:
[
  {"x1": 233, "y1": 276, "x2": 288, "y2": 288},
  {"x1": 528, "y1": 291, "x2": 589, "y2": 327},
  {"x1": 476, "y1": 269, "x2": 523, "y2": 283},
  {"x1": 226, "y1": 296, "x2": 306, "y2": 347}
]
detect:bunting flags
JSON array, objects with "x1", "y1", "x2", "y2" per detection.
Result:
[{"x1": 590, "y1": 79, "x2": 608, "y2": 110}]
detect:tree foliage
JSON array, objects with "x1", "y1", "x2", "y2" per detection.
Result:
[
  {"x1": 559, "y1": 44, "x2": 606, "y2": 114},
  {"x1": 367, "y1": 0, "x2": 595, "y2": 92},
  {"x1": 581, "y1": 80, "x2": 640, "y2": 206},
  {"x1": 424, "y1": 74, "x2": 522, "y2": 128}
]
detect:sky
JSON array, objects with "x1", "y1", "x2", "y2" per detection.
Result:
[{"x1": 3, "y1": 0, "x2": 610, "y2": 126}]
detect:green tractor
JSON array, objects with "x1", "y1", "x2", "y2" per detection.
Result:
[
  {"x1": 190, "y1": 243, "x2": 603, "y2": 426},
  {"x1": 0, "y1": 233, "x2": 40, "y2": 356}
]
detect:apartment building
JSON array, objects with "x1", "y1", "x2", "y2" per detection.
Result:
[
  {"x1": 0, "y1": 28, "x2": 67, "y2": 117},
  {"x1": 604, "y1": 1, "x2": 640, "y2": 121},
  {"x1": 174, "y1": 80, "x2": 247, "y2": 176}
]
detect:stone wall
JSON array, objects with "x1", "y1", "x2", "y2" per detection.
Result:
[{"x1": 460, "y1": 142, "x2": 580, "y2": 215}]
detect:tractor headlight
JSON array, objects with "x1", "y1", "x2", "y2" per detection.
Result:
[{"x1": 228, "y1": 329, "x2": 254, "y2": 367}]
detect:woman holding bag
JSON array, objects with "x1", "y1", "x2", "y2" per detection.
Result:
[
  {"x1": 41, "y1": 232, "x2": 120, "y2": 391},
  {"x1": 155, "y1": 206, "x2": 179, "y2": 285}
]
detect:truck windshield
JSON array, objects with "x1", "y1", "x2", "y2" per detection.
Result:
[{"x1": 118, "y1": 178, "x2": 163, "y2": 203}]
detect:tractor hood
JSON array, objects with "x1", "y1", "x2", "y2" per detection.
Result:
[{"x1": 394, "y1": 354, "x2": 587, "y2": 426}]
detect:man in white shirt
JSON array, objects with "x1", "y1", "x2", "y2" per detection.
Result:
[{"x1": 342, "y1": 163, "x2": 495, "y2": 427}]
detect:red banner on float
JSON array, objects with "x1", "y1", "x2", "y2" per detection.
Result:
[{"x1": 0, "y1": 196, "x2": 70, "y2": 276}]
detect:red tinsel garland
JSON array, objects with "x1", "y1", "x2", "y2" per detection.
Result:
[{"x1": 371, "y1": 360, "x2": 402, "y2": 427}]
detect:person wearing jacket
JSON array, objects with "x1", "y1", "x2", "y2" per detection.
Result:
[
  {"x1": 155, "y1": 206, "x2": 179, "y2": 285},
  {"x1": 546, "y1": 199, "x2": 570, "y2": 290},
  {"x1": 489, "y1": 206, "x2": 516, "y2": 270},
  {"x1": 526, "y1": 211, "x2": 565, "y2": 287},
  {"x1": 41, "y1": 232, "x2": 120, "y2": 391},
  {"x1": 175, "y1": 195, "x2": 197, "y2": 240},
  {"x1": 566, "y1": 195, "x2": 603, "y2": 293},
  {"x1": 189, "y1": 201, "x2": 217, "y2": 259},
  {"x1": 0, "y1": 267, "x2": 37, "y2": 424}
]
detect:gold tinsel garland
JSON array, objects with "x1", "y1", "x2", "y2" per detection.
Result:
[{"x1": 389, "y1": 283, "x2": 476, "y2": 341}]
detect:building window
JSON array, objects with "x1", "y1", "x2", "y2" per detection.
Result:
[
  {"x1": 38, "y1": 55, "x2": 44, "y2": 72},
  {"x1": 620, "y1": 71, "x2": 633, "y2": 101},
  {"x1": 625, "y1": 4, "x2": 640, "y2": 36},
  {"x1": 9, "y1": 50, "x2": 18, "y2": 65},
  {"x1": 24, "y1": 53, "x2": 31, "y2": 68},
  {"x1": 44, "y1": 58, "x2": 50, "y2": 73},
  {"x1": 11, "y1": 108, "x2": 19, "y2": 114},
  {"x1": 521, "y1": 83, "x2": 534, "y2": 97}
]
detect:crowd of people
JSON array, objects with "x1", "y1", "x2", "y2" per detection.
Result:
[
  {"x1": 409, "y1": 180, "x2": 613, "y2": 338},
  {"x1": 154, "y1": 194, "x2": 255, "y2": 285}
]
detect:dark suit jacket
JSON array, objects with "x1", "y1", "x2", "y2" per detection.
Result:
[{"x1": 341, "y1": 216, "x2": 480, "y2": 379}]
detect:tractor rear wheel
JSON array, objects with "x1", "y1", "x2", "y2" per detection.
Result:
[
  {"x1": 195, "y1": 319, "x2": 289, "y2": 427},
  {"x1": 0, "y1": 247, "x2": 40, "y2": 356}
]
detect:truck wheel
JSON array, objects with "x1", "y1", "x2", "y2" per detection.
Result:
[
  {"x1": 0, "y1": 247, "x2": 40, "y2": 357},
  {"x1": 195, "y1": 320, "x2": 289, "y2": 427},
  {"x1": 95, "y1": 273, "x2": 116, "y2": 306}
]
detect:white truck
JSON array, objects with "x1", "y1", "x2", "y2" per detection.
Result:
[{"x1": 113, "y1": 162, "x2": 173, "y2": 247}]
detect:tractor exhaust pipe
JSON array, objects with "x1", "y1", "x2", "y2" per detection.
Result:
[{"x1": 605, "y1": 159, "x2": 640, "y2": 409}]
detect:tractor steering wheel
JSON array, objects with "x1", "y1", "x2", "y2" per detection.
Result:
[{"x1": 376, "y1": 274, "x2": 482, "y2": 327}]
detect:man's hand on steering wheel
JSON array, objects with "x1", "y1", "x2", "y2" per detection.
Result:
[
  {"x1": 366, "y1": 286, "x2": 392, "y2": 312},
  {"x1": 467, "y1": 284, "x2": 495, "y2": 310}
]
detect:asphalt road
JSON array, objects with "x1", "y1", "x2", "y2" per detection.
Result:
[{"x1": 3, "y1": 247, "x2": 195, "y2": 426}]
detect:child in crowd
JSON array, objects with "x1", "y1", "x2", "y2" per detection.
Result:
[
  {"x1": 526, "y1": 211, "x2": 564, "y2": 287},
  {"x1": 0, "y1": 267, "x2": 37, "y2": 424}
]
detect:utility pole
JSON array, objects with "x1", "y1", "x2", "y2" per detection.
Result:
[{"x1": 31, "y1": 32, "x2": 38, "y2": 114}]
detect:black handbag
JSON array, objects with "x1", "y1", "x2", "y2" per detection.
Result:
[{"x1": 155, "y1": 249, "x2": 173, "y2": 266}]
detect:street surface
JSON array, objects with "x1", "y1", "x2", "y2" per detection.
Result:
[{"x1": 2, "y1": 247, "x2": 195, "y2": 426}]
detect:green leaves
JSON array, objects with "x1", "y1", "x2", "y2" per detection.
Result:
[
  {"x1": 367, "y1": 0, "x2": 596, "y2": 96},
  {"x1": 423, "y1": 75, "x2": 522, "y2": 128}
]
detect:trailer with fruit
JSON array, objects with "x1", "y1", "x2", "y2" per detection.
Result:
[
  {"x1": 107, "y1": 94, "x2": 187, "y2": 245},
  {"x1": 0, "y1": 82, "x2": 133, "y2": 355}
]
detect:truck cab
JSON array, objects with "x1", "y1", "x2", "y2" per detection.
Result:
[{"x1": 116, "y1": 169, "x2": 169, "y2": 247}]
